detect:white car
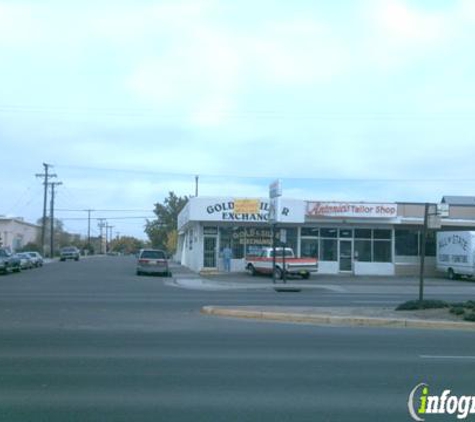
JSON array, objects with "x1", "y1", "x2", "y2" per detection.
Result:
[
  {"x1": 25, "y1": 251, "x2": 44, "y2": 267},
  {"x1": 15, "y1": 253, "x2": 34, "y2": 270}
]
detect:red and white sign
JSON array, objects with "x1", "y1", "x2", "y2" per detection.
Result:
[{"x1": 306, "y1": 202, "x2": 398, "y2": 219}]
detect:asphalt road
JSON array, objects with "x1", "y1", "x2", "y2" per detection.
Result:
[{"x1": 0, "y1": 256, "x2": 474, "y2": 422}]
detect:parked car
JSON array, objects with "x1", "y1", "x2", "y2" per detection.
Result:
[
  {"x1": 15, "y1": 253, "x2": 34, "y2": 270},
  {"x1": 136, "y1": 249, "x2": 170, "y2": 276},
  {"x1": 60, "y1": 246, "x2": 80, "y2": 261},
  {"x1": 25, "y1": 251, "x2": 44, "y2": 267},
  {"x1": 0, "y1": 248, "x2": 22, "y2": 273},
  {"x1": 0, "y1": 248, "x2": 11, "y2": 274}
]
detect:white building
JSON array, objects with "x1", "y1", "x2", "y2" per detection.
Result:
[
  {"x1": 0, "y1": 217, "x2": 40, "y2": 251},
  {"x1": 177, "y1": 196, "x2": 475, "y2": 276}
]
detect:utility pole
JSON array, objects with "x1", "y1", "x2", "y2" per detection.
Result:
[
  {"x1": 195, "y1": 175, "x2": 199, "y2": 197},
  {"x1": 107, "y1": 225, "x2": 114, "y2": 253},
  {"x1": 36, "y1": 163, "x2": 56, "y2": 256},
  {"x1": 98, "y1": 219, "x2": 106, "y2": 254},
  {"x1": 85, "y1": 209, "x2": 93, "y2": 246},
  {"x1": 49, "y1": 181, "x2": 62, "y2": 257}
]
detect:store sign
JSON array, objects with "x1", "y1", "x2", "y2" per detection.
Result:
[
  {"x1": 234, "y1": 199, "x2": 260, "y2": 215},
  {"x1": 306, "y1": 202, "x2": 398, "y2": 219},
  {"x1": 178, "y1": 197, "x2": 305, "y2": 227}
]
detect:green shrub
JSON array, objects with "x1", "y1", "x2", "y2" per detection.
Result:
[
  {"x1": 463, "y1": 312, "x2": 475, "y2": 322},
  {"x1": 396, "y1": 300, "x2": 449, "y2": 311},
  {"x1": 465, "y1": 301, "x2": 475, "y2": 310},
  {"x1": 450, "y1": 307, "x2": 466, "y2": 316}
]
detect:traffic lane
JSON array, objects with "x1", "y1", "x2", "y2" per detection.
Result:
[{"x1": 1, "y1": 314, "x2": 474, "y2": 422}]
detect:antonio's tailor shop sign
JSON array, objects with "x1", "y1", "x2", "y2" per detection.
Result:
[{"x1": 306, "y1": 202, "x2": 398, "y2": 219}]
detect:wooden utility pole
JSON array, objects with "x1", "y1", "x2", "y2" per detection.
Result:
[
  {"x1": 36, "y1": 163, "x2": 56, "y2": 255},
  {"x1": 49, "y1": 181, "x2": 62, "y2": 257}
]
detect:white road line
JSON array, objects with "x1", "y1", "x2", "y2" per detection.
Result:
[{"x1": 420, "y1": 355, "x2": 475, "y2": 360}]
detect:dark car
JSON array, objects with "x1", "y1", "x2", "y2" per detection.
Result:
[
  {"x1": 60, "y1": 246, "x2": 80, "y2": 261},
  {"x1": 0, "y1": 248, "x2": 21, "y2": 273},
  {"x1": 136, "y1": 249, "x2": 170, "y2": 276},
  {"x1": 0, "y1": 248, "x2": 10, "y2": 274}
]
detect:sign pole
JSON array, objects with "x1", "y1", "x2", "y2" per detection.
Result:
[
  {"x1": 272, "y1": 223, "x2": 276, "y2": 284},
  {"x1": 419, "y1": 203, "x2": 429, "y2": 303}
]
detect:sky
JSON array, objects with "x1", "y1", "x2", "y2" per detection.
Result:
[{"x1": 1, "y1": 0, "x2": 475, "y2": 240}]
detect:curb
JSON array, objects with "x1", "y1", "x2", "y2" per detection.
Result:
[{"x1": 201, "y1": 306, "x2": 475, "y2": 331}]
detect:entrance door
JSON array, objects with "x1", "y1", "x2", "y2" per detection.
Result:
[
  {"x1": 203, "y1": 237, "x2": 217, "y2": 268},
  {"x1": 339, "y1": 240, "x2": 352, "y2": 272}
]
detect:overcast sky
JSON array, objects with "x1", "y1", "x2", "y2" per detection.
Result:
[{"x1": 1, "y1": 0, "x2": 475, "y2": 239}]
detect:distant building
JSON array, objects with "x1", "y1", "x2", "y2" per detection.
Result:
[{"x1": 0, "y1": 217, "x2": 40, "y2": 251}]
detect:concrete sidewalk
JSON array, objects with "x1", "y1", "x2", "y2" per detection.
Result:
[{"x1": 201, "y1": 305, "x2": 475, "y2": 331}]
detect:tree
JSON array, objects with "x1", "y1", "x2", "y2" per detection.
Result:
[
  {"x1": 145, "y1": 192, "x2": 188, "y2": 253},
  {"x1": 109, "y1": 236, "x2": 146, "y2": 255}
]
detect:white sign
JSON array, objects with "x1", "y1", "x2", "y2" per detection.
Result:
[
  {"x1": 269, "y1": 179, "x2": 282, "y2": 199},
  {"x1": 178, "y1": 197, "x2": 305, "y2": 229},
  {"x1": 306, "y1": 202, "x2": 398, "y2": 219}
]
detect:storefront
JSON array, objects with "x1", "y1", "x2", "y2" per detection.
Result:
[{"x1": 177, "y1": 196, "x2": 475, "y2": 276}]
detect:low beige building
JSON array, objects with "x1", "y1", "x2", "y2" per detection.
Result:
[{"x1": 0, "y1": 217, "x2": 40, "y2": 251}]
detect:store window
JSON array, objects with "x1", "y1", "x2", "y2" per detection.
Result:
[
  {"x1": 320, "y1": 228, "x2": 338, "y2": 261},
  {"x1": 301, "y1": 228, "x2": 319, "y2": 237},
  {"x1": 355, "y1": 240, "x2": 371, "y2": 262},
  {"x1": 321, "y1": 228, "x2": 337, "y2": 238},
  {"x1": 395, "y1": 230, "x2": 419, "y2": 256},
  {"x1": 321, "y1": 239, "x2": 337, "y2": 261},
  {"x1": 374, "y1": 241, "x2": 392, "y2": 262},
  {"x1": 395, "y1": 229, "x2": 435, "y2": 257},
  {"x1": 301, "y1": 238, "x2": 319, "y2": 258},
  {"x1": 339, "y1": 229, "x2": 353, "y2": 238}
]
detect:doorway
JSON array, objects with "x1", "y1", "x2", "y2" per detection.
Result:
[
  {"x1": 203, "y1": 236, "x2": 217, "y2": 268},
  {"x1": 339, "y1": 240, "x2": 353, "y2": 272}
]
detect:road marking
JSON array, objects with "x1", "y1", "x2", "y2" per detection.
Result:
[{"x1": 420, "y1": 355, "x2": 475, "y2": 360}]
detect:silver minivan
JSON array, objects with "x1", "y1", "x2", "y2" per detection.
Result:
[{"x1": 136, "y1": 249, "x2": 170, "y2": 276}]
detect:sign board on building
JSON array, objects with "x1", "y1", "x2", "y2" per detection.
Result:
[
  {"x1": 306, "y1": 202, "x2": 398, "y2": 219},
  {"x1": 234, "y1": 199, "x2": 260, "y2": 215},
  {"x1": 177, "y1": 197, "x2": 305, "y2": 229}
]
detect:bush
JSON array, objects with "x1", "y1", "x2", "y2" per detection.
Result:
[
  {"x1": 463, "y1": 312, "x2": 475, "y2": 322},
  {"x1": 450, "y1": 307, "x2": 466, "y2": 316},
  {"x1": 396, "y1": 300, "x2": 449, "y2": 311}
]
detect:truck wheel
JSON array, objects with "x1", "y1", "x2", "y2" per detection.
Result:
[
  {"x1": 301, "y1": 272, "x2": 310, "y2": 280},
  {"x1": 247, "y1": 264, "x2": 257, "y2": 276},
  {"x1": 274, "y1": 267, "x2": 283, "y2": 280},
  {"x1": 448, "y1": 268, "x2": 456, "y2": 280}
]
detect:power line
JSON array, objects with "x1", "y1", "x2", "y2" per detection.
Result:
[{"x1": 53, "y1": 164, "x2": 475, "y2": 183}]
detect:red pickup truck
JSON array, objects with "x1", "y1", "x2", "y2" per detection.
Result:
[{"x1": 245, "y1": 247, "x2": 318, "y2": 279}]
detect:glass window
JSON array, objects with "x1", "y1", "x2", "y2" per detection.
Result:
[
  {"x1": 321, "y1": 228, "x2": 337, "y2": 238},
  {"x1": 374, "y1": 241, "x2": 392, "y2": 262},
  {"x1": 339, "y1": 229, "x2": 353, "y2": 238},
  {"x1": 203, "y1": 226, "x2": 218, "y2": 235},
  {"x1": 284, "y1": 228, "x2": 298, "y2": 253},
  {"x1": 321, "y1": 239, "x2": 337, "y2": 261},
  {"x1": 221, "y1": 227, "x2": 244, "y2": 259},
  {"x1": 301, "y1": 227, "x2": 319, "y2": 237},
  {"x1": 301, "y1": 238, "x2": 319, "y2": 258},
  {"x1": 395, "y1": 230, "x2": 419, "y2": 256},
  {"x1": 355, "y1": 240, "x2": 371, "y2": 262},
  {"x1": 374, "y1": 229, "x2": 391, "y2": 240},
  {"x1": 355, "y1": 229, "x2": 372, "y2": 239}
]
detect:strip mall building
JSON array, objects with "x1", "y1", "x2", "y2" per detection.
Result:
[{"x1": 177, "y1": 196, "x2": 475, "y2": 276}]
